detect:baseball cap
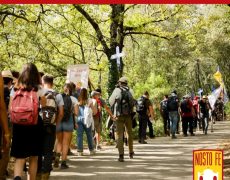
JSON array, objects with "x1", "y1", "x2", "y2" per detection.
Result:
[
  {"x1": 91, "y1": 91, "x2": 100, "y2": 97},
  {"x1": 118, "y1": 77, "x2": 128, "y2": 84}
]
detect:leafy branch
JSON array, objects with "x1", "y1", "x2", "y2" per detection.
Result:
[
  {"x1": 123, "y1": 6, "x2": 183, "y2": 31},
  {"x1": 73, "y1": 5, "x2": 110, "y2": 57}
]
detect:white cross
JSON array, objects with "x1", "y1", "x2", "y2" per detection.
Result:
[{"x1": 110, "y1": 46, "x2": 125, "y2": 70}]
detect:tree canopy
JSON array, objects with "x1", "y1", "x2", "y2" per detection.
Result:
[{"x1": 0, "y1": 4, "x2": 229, "y2": 99}]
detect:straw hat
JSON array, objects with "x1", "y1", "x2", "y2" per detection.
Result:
[
  {"x1": 202, "y1": 95, "x2": 208, "y2": 99},
  {"x1": 1, "y1": 70, "x2": 16, "y2": 82}
]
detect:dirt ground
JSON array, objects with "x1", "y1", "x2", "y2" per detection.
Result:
[{"x1": 5, "y1": 120, "x2": 230, "y2": 180}]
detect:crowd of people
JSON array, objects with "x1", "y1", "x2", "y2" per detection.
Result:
[
  {"x1": 159, "y1": 90, "x2": 225, "y2": 139},
  {"x1": 0, "y1": 63, "x2": 226, "y2": 180}
]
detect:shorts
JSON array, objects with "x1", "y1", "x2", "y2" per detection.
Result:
[
  {"x1": 56, "y1": 116, "x2": 74, "y2": 132},
  {"x1": 94, "y1": 116, "x2": 102, "y2": 133}
]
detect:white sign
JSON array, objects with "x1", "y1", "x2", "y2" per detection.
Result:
[
  {"x1": 111, "y1": 46, "x2": 124, "y2": 70},
  {"x1": 67, "y1": 64, "x2": 89, "y2": 89}
]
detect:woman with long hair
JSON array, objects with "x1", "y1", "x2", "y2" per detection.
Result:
[
  {"x1": 76, "y1": 88, "x2": 96, "y2": 156},
  {"x1": 9, "y1": 63, "x2": 46, "y2": 180},
  {"x1": 55, "y1": 83, "x2": 78, "y2": 169}
]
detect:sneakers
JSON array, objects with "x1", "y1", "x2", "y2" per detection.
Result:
[
  {"x1": 90, "y1": 150, "x2": 96, "y2": 155},
  {"x1": 60, "y1": 161, "x2": 69, "y2": 169},
  {"x1": 191, "y1": 133, "x2": 195, "y2": 136},
  {"x1": 67, "y1": 149, "x2": 75, "y2": 155},
  {"x1": 118, "y1": 154, "x2": 124, "y2": 162},
  {"x1": 139, "y1": 139, "x2": 148, "y2": 144},
  {"x1": 96, "y1": 145, "x2": 102, "y2": 150},
  {"x1": 14, "y1": 176, "x2": 22, "y2": 180},
  {"x1": 53, "y1": 153, "x2": 61, "y2": 168},
  {"x1": 171, "y1": 135, "x2": 177, "y2": 139},
  {"x1": 140, "y1": 140, "x2": 147, "y2": 144},
  {"x1": 183, "y1": 134, "x2": 188, "y2": 137},
  {"x1": 149, "y1": 135, "x2": 155, "y2": 139},
  {"x1": 78, "y1": 152, "x2": 83, "y2": 156},
  {"x1": 129, "y1": 152, "x2": 134, "y2": 159}
]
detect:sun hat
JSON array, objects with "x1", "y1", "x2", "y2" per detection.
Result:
[{"x1": 1, "y1": 70, "x2": 16, "y2": 82}]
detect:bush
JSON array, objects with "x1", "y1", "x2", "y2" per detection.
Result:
[{"x1": 225, "y1": 102, "x2": 230, "y2": 119}]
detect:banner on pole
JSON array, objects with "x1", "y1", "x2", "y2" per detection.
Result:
[
  {"x1": 213, "y1": 71, "x2": 224, "y2": 87},
  {"x1": 208, "y1": 86, "x2": 222, "y2": 110},
  {"x1": 67, "y1": 64, "x2": 89, "y2": 89}
]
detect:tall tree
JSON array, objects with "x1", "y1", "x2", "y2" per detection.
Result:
[{"x1": 74, "y1": 5, "x2": 180, "y2": 95}]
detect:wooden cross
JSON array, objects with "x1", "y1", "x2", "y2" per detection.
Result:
[{"x1": 111, "y1": 46, "x2": 124, "y2": 71}]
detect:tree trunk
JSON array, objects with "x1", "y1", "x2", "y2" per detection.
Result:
[
  {"x1": 196, "y1": 59, "x2": 202, "y2": 89},
  {"x1": 107, "y1": 5, "x2": 125, "y2": 96},
  {"x1": 73, "y1": 4, "x2": 125, "y2": 96}
]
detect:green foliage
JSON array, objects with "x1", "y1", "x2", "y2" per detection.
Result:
[
  {"x1": 133, "y1": 73, "x2": 171, "y2": 100},
  {"x1": 225, "y1": 102, "x2": 230, "y2": 118},
  {"x1": 0, "y1": 5, "x2": 229, "y2": 135}
]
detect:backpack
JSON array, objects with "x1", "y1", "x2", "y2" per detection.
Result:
[
  {"x1": 119, "y1": 87, "x2": 133, "y2": 116},
  {"x1": 83, "y1": 105, "x2": 94, "y2": 129},
  {"x1": 10, "y1": 89, "x2": 39, "y2": 125},
  {"x1": 92, "y1": 98, "x2": 100, "y2": 118},
  {"x1": 167, "y1": 96, "x2": 179, "y2": 111},
  {"x1": 62, "y1": 94, "x2": 72, "y2": 122},
  {"x1": 160, "y1": 100, "x2": 168, "y2": 113},
  {"x1": 136, "y1": 96, "x2": 147, "y2": 114},
  {"x1": 180, "y1": 100, "x2": 191, "y2": 113},
  {"x1": 42, "y1": 91, "x2": 58, "y2": 126}
]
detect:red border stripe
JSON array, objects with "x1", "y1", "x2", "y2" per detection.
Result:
[{"x1": 0, "y1": 0, "x2": 229, "y2": 4}]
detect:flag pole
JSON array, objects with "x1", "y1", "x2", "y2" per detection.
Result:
[{"x1": 223, "y1": 87, "x2": 225, "y2": 121}]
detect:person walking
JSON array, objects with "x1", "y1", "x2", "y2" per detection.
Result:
[
  {"x1": 160, "y1": 95, "x2": 170, "y2": 136},
  {"x1": 75, "y1": 88, "x2": 97, "y2": 156},
  {"x1": 55, "y1": 83, "x2": 77, "y2": 169},
  {"x1": 92, "y1": 89, "x2": 115, "y2": 150},
  {"x1": 167, "y1": 90, "x2": 179, "y2": 139},
  {"x1": 180, "y1": 95, "x2": 195, "y2": 137},
  {"x1": 0, "y1": 70, "x2": 15, "y2": 179},
  {"x1": 9, "y1": 63, "x2": 46, "y2": 180},
  {"x1": 109, "y1": 77, "x2": 134, "y2": 162},
  {"x1": 136, "y1": 91, "x2": 155, "y2": 144},
  {"x1": 214, "y1": 97, "x2": 224, "y2": 121},
  {"x1": 199, "y1": 95, "x2": 211, "y2": 135},
  {"x1": 37, "y1": 74, "x2": 64, "y2": 179},
  {"x1": 0, "y1": 73, "x2": 10, "y2": 180}
]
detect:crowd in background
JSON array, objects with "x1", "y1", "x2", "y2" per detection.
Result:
[{"x1": 0, "y1": 63, "x2": 226, "y2": 180}]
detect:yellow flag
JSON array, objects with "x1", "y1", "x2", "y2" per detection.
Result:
[{"x1": 213, "y1": 71, "x2": 224, "y2": 87}]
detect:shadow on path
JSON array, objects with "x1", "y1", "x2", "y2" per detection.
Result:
[{"x1": 50, "y1": 121, "x2": 230, "y2": 180}]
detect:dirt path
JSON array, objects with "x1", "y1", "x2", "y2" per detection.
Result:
[{"x1": 48, "y1": 121, "x2": 230, "y2": 180}]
